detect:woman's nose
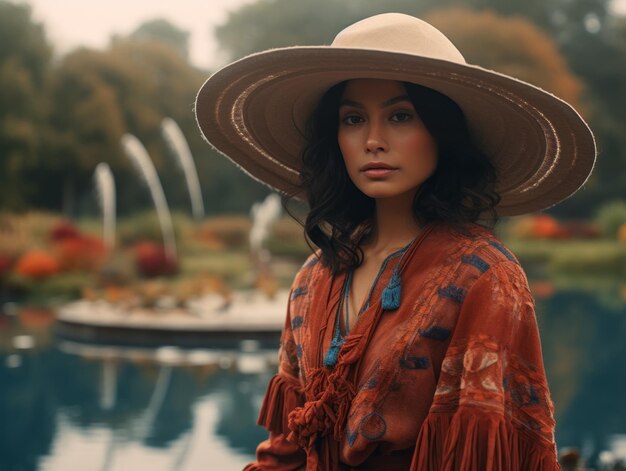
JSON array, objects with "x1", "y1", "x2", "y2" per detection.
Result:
[{"x1": 365, "y1": 122, "x2": 388, "y2": 153}]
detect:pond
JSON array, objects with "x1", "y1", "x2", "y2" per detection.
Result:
[{"x1": 1, "y1": 281, "x2": 625, "y2": 470}]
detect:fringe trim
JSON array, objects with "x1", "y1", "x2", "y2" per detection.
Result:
[
  {"x1": 257, "y1": 373, "x2": 305, "y2": 435},
  {"x1": 243, "y1": 464, "x2": 263, "y2": 471},
  {"x1": 411, "y1": 409, "x2": 560, "y2": 471}
]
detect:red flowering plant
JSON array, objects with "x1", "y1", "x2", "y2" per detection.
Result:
[
  {"x1": 49, "y1": 220, "x2": 107, "y2": 273},
  {"x1": 133, "y1": 241, "x2": 178, "y2": 278}
]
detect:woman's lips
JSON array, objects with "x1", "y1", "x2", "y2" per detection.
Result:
[
  {"x1": 360, "y1": 163, "x2": 398, "y2": 178},
  {"x1": 362, "y1": 168, "x2": 397, "y2": 178}
]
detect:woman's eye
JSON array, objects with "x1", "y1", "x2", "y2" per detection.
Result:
[
  {"x1": 341, "y1": 115, "x2": 364, "y2": 125},
  {"x1": 390, "y1": 112, "x2": 413, "y2": 122}
]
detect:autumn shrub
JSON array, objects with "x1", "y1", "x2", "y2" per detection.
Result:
[
  {"x1": 134, "y1": 241, "x2": 178, "y2": 278},
  {"x1": 118, "y1": 212, "x2": 166, "y2": 245},
  {"x1": 50, "y1": 220, "x2": 80, "y2": 241},
  {"x1": 507, "y1": 214, "x2": 568, "y2": 239},
  {"x1": 595, "y1": 200, "x2": 626, "y2": 238},
  {"x1": 0, "y1": 212, "x2": 52, "y2": 258},
  {"x1": 6, "y1": 212, "x2": 60, "y2": 245},
  {"x1": 0, "y1": 254, "x2": 12, "y2": 277},
  {"x1": 19, "y1": 307, "x2": 55, "y2": 328},
  {"x1": 54, "y1": 235, "x2": 106, "y2": 272},
  {"x1": 560, "y1": 220, "x2": 601, "y2": 239},
  {"x1": 117, "y1": 211, "x2": 192, "y2": 247},
  {"x1": 15, "y1": 249, "x2": 59, "y2": 280},
  {"x1": 199, "y1": 216, "x2": 251, "y2": 249}
]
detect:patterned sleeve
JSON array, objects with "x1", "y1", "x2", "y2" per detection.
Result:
[
  {"x1": 244, "y1": 266, "x2": 311, "y2": 471},
  {"x1": 411, "y1": 260, "x2": 560, "y2": 471}
]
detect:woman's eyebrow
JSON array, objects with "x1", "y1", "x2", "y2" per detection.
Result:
[
  {"x1": 339, "y1": 95, "x2": 412, "y2": 109},
  {"x1": 381, "y1": 95, "x2": 412, "y2": 107}
]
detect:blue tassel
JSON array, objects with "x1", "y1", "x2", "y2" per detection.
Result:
[
  {"x1": 324, "y1": 333, "x2": 345, "y2": 368},
  {"x1": 381, "y1": 267, "x2": 401, "y2": 310}
]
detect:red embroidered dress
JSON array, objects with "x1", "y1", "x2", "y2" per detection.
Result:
[{"x1": 245, "y1": 223, "x2": 559, "y2": 470}]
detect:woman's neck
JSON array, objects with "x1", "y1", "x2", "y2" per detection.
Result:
[{"x1": 365, "y1": 193, "x2": 422, "y2": 256}]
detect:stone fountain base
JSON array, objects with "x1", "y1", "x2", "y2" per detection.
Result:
[{"x1": 55, "y1": 290, "x2": 288, "y2": 348}]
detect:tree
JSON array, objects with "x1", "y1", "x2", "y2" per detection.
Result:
[
  {"x1": 424, "y1": 8, "x2": 583, "y2": 109},
  {"x1": 0, "y1": 1, "x2": 51, "y2": 210},
  {"x1": 127, "y1": 18, "x2": 190, "y2": 60},
  {"x1": 39, "y1": 38, "x2": 269, "y2": 216}
]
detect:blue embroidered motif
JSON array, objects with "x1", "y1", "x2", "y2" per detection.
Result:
[
  {"x1": 399, "y1": 356, "x2": 430, "y2": 369},
  {"x1": 359, "y1": 370, "x2": 380, "y2": 390},
  {"x1": 461, "y1": 254, "x2": 490, "y2": 273},
  {"x1": 360, "y1": 412, "x2": 387, "y2": 440},
  {"x1": 290, "y1": 287, "x2": 307, "y2": 300},
  {"x1": 304, "y1": 256, "x2": 319, "y2": 267},
  {"x1": 291, "y1": 316, "x2": 304, "y2": 329},
  {"x1": 346, "y1": 426, "x2": 359, "y2": 447},
  {"x1": 437, "y1": 285, "x2": 467, "y2": 303},
  {"x1": 528, "y1": 384, "x2": 540, "y2": 405},
  {"x1": 296, "y1": 344, "x2": 303, "y2": 359},
  {"x1": 489, "y1": 240, "x2": 515, "y2": 262},
  {"x1": 420, "y1": 326, "x2": 451, "y2": 341}
]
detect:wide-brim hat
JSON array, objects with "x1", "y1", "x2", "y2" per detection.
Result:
[{"x1": 195, "y1": 13, "x2": 596, "y2": 216}]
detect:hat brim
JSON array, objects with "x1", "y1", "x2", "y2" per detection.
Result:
[{"x1": 195, "y1": 47, "x2": 596, "y2": 216}]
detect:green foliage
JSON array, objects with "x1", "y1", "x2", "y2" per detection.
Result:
[
  {"x1": 0, "y1": 0, "x2": 622, "y2": 219},
  {"x1": 424, "y1": 9, "x2": 582, "y2": 106},
  {"x1": 506, "y1": 238, "x2": 626, "y2": 276},
  {"x1": 129, "y1": 18, "x2": 190, "y2": 60},
  {"x1": 0, "y1": 1, "x2": 51, "y2": 210},
  {"x1": 215, "y1": 0, "x2": 624, "y2": 219},
  {"x1": 595, "y1": 200, "x2": 626, "y2": 237}
]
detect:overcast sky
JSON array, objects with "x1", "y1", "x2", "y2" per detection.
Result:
[
  {"x1": 20, "y1": 0, "x2": 626, "y2": 71},
  {"x1": 22, "y1": 0, "x2": 256, "y2": 70}
]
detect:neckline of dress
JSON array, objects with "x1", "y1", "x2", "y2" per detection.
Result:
[
  {"x1": 322, "y1": 223, "x2": 437, "y2": 369},
  {"x1": 343, "y1": 238, "x2": 414, "y2": 333}
]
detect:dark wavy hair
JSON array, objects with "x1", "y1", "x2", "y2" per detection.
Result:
[{"x1": 289, "y1": 80, "x2": 500, "y2": 274}]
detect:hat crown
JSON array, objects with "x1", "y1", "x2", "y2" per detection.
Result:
[{"x1": 331, "y1": 13, "x2": 466, "y2": 64}]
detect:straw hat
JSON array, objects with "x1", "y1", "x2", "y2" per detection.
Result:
[{"x1": 195, "y1": 13, "x2": 596, "y2": 215}]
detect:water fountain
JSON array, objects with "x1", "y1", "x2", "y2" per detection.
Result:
[
  {"x1": 93, "y1": 163, "x2": 116, "y2": 251},
  {"x1": 56, "y1": 144, "x2": 290, "y2": 347},
  {"x1": 161, "y1": 118, "x2": 205, "y2": 221},
  {"x1": 120, "y1": 134, "x2": 177, "y2": 260},
  {"x1": 249, "y1": 193, "x2": 283, "y2": 297},
  {"x1": 249, "y1": 193, "x2": 282, "y2": 259}
]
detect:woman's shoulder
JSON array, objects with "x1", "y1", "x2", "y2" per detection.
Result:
[
  {"x1": 422, "y1": 222, "x2": 528, "y2": 292},
  {"x1": 431, "y1": 222, "x2": 521, "y2": 267},
  {"x1": 291, "y1": 250, "x2": 325, "y2": 289}
]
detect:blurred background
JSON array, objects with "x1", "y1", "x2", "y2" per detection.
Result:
[{"x1": 0, "y1": 0, "x2": 625, "y2": 470}]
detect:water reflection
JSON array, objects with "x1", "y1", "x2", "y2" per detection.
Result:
[
  {"x1": 0, "y1": 283, "x2": 625, "y2": 470},
  {"x1": 538, "y1": 288, "x2": 626, "y2": 465}
]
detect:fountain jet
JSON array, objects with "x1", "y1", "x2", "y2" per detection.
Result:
[
  {"x1": 161, "y1": 118, "x2": 205, "y2": 220},
  {"x1": 121, "y1": 134, "x2": 177, "y2": 260},
  {"x1": 94, "y1": 163, "x2": 116, "y2": 251},
  {"x1": 250, "y1": 193, "x2": 282, "y2": 255}
]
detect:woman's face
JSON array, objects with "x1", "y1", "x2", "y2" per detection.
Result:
[{"x1": 337, "y1": 79, "x2": 438, "y2": 201}]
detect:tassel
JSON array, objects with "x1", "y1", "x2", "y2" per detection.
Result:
[
  {"x1": 381, "y1": 266, "x2": 401, "y2": 310},
  {"x1": 324, "y1": 333, "x2": 345, "y2": 368}
]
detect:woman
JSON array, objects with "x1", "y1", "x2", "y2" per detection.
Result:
[{"x1": 195, "y1": 13, "x2": 596, "y2": 470}]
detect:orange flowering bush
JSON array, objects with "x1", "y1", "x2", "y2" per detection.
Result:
[
  {"x1": 531, "y1": 215, "x2": 568, "y2": 239},
  {"x1": 15, "y1": 249, "x2": 60, "y2": 280},
  {"x1": 618, "y1": 223, "x2": 626, "y2": 242},
  {"x1": 54, "y1": 235, "x2": 106, "y2": 272},
  {"x1": 508, "y1": 215, "x2": 568, "y2": 239}
]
